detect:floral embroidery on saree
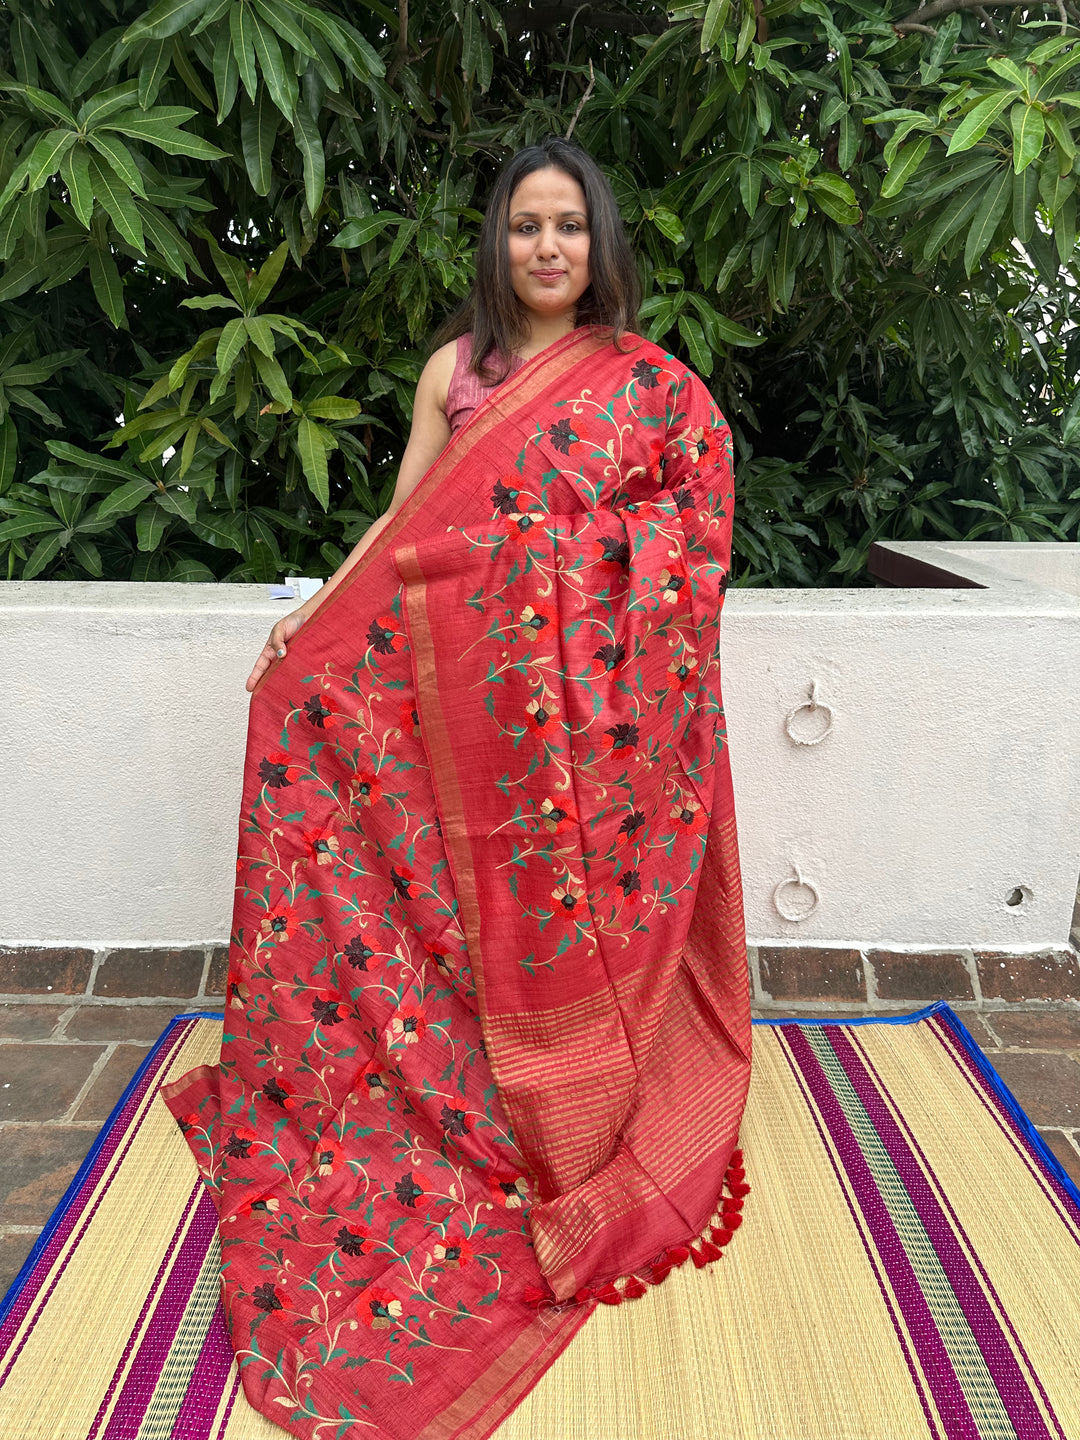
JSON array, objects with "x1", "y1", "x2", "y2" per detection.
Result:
[{"x1": 163, "y1": 328, "x2": 750, "y2": 1440}]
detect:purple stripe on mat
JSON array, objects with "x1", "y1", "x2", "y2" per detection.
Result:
[
  {"x1": 850, "y1": 1029, "x2": 1066, "y2": 1440},
  {"x1": 930, "y1": 1015, "x2": 1080, "y2": 1236},
  {"x1": 782, "y1": 1026, "x2": 981, "y2": 1440},
  {"x1": 83, "y1": 1184, "x2": 203, "y2": 1440},
  {"x1": 171, "y1": 1299, "x2": 237, "y2": 1440},
  {"x1": 0, "y1": 1020, "x2": 197, "y2": 1384},
  {"x1": 829, "y1": 1028, "x2": 1057, "y2": 1440},
  {"x1": 98, "y1": 1190, "x2": 221, "y2": 1440},
  {"x1": 773, "y1": 1030, "x2": 943, "y2": 1440},
  {"x1": 214, "y1": 1371, "x2": 243, "y2": 1439}
]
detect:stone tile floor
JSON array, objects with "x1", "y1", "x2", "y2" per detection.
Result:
[{"x1": 1, "y1": 997, "x2": 1079, "y2": 1301}]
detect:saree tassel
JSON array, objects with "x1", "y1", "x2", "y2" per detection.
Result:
[
  {"x1": 726, "y1": 1212, "x2": 744, "y2": 1231},
  {"x1": 623, "y1": 1275, "x2": 649, "y2": 1299},
  {"x1": 731, "y1": 1148, "x2": 744, "y2": 1168},
  {"x1": 722, "y1": 1196, "x2": 744, "y2": 1215},
  {"x1": 595, "y1": 1282, "x2": 623, "y2": 1306},
  {"x1": 651, "y1": 1261, "x2": 673, "y2": 1285},
  {"x1": 729, "y1": 1181, "x2": 752, "y2": 1198},
  {"x1": 522, "y1": 1285, "x2": 549, "y2": 1306},
  {"x1": 701, "y1": 1240, "x2": 722, "y2": 1262},
  {"x1": 574, "y1": 1287, "x2": 594, "y2": 1306},
  {"x1": 711, "y1": 1226, "x2": 734, "y2": 1246},
  {"x1": 727, "y1": 1166, "x2": 746, "y2": 1186},
  {"x1": 690, "y1": 1244, "x2": 709, "y2": 1269},
  {"x1": 666, "y1": 1245, "x2": 691, "y2": 1267}
]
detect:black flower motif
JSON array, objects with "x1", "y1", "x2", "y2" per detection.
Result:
[
  {"x1": 390, "y1": 866, "x2": 413, "y2": 897},
  {"x1": 631, "y1": 359, "x2": 661, "y2": 389},
  {"x1": 252, "y1": 1283, "x2": 282, "y2": 1312},
  {"x1": 619, "y1": 809, "x2": 646, "y2": 841},
  {"x1": 672, "y1": 487, "x2": 695, "y2": 512},
  {"x1": 335, "y1": 1225, "x2": 368, "y2": 1257},
  {"x1": 343, "y1": 936, "x2": 376, "y2": 970},
  {"x1": 440, "y1": 1103, "x2": 470, "y2": 1137},
  {"x1": 222, "y1": 1129, "x2": 254, "y2": 1158},
  {"x1": 547, "y1": 418, "x2": 579, "y2": 454},
  {"x1": 394, "y1": 1175, "x2": 425, "y2": 1207},
  {"x1": 258, "y1": 757, "x2": 292, "y2": 788},
  {"x1": 604, "y1": 722, "x2": 639, "y2": 751},
  {"x1": 303, "y1": 696, "x2": 333, "y2": 727},
  {"x1": 367, "y1": 618, "x2": 398, "y2": 655},
  {"x1": 593, "y1": 642, "x2": 626, "y2": 673},
  {"x1": 597, "y1": 536, "x2": 630, "y2": 567},
  {"x1": 618, "y1": 869, "x2": 642, "y2": 897},
  {"x1": 492, "y1": 479, "x2": 521, "y2": 514},
  {"x1": 311, "y1": 996, "x2": 342, "y2": 1026},
  {"x1": 263, "y1": 1078, "x2": 292, "y2": 1107}
]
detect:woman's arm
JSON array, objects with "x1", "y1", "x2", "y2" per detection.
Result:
[{"x1": 245, "y1": 341, "x2": 458, "y2": 691}]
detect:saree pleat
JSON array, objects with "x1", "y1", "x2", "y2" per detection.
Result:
[{"x1": 162, "y1": 328, "x2": 750, "y2": 1439}]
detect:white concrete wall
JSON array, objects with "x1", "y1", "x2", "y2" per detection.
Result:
[{"x1": 3, "y1": 546, "x2": 1078, "y2": 951}]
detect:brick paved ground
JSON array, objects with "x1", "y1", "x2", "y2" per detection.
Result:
[{"x1": 1, "y1": 938, "x2": 1078, "y2": 1300}]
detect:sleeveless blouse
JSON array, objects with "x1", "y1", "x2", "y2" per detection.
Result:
[{"x1": 446, "y1": 333, "x2": 523, "y2": 435}]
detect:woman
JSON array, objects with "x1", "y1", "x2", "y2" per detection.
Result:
[{"x1": 165, "y1": 138, "x2": 751, "y2": 1440}]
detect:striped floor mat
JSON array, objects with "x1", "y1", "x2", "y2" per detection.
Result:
[{"x1": 1, "y1": 1004, "x2": 1078, "y2": 1439}]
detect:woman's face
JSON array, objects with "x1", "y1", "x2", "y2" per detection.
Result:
[{"x1": 506, "y1": 167, "x2": 592, "y2": 325}]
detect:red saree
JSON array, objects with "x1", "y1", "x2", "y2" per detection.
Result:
[{"x1": 163, "y1": 328, "x2": 751, "y2": 1440}]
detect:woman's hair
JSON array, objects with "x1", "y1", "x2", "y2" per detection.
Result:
[{"x1": 434, "y1": 137, "x2": 640, "y2": 381}]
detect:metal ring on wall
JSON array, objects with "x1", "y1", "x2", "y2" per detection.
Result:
[
  {"x1": 773, "y1": 865, "x2": 820, "y2": 922},
  {"x1": 785, "y1": 678, "x2": 834, "y2": 746}
]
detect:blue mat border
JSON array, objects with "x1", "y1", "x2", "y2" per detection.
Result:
[
  {"x1": 0, "y1": 1010, "x2": 224, "y2": 1330},
  {"x1": 3, "y1": 1002, "x2": 1077, "y2": 1331}
]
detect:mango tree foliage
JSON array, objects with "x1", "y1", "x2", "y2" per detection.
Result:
[{"x1": 0, "y1": 0, "x2": 1078, "y2": 586}]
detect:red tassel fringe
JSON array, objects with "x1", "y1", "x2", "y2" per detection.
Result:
[{"x1": 522, "y1": 1140, "x2": 750, "y2": 1309}]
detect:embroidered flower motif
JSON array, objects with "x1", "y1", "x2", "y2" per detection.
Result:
[
  {"x1": 312, "y1": 993, "x2": 343, "y2": 1027},
  {"x1": 524, "y1": 695, "x2": 558, "y2": 734},
  {"x1": 262, "y1": 1077, "x2": 296, "y2": 1109},
  {"x1": 355, "y1": 771, "x2": 382, "y2": 805},
  {"x1": 399, "y1": 701, "x2": 421, "y2": 737},
  {"x1": 492, "y1": 478, "x2": 521, "y2": 514},
  {"x1": 228, "y1": 979, "x2": 250, "y2": 1009},
  {"x1": 390, "y1": 865, "x2": 415, "y2": 898},
  {"x1": 222, "y1": 1127, "x2": 256, "y2": 1159},
  {"x1": 252, "y1": 1282, "x2": 283, "y2": 1313},
  {"x1": 303, "y1": 695, "x2": 336, "y2": 728},
  {"x1": 258, "y1": 752, "x2": 301, "y2": 788},
  {"x1": 647, "y1": 436, "x2": 666, "y2": 481},
  {"x1": 302, "y1": 827, "x2": 339, "y2": 865},
  {"x1": 176, "y1": 1112, "x2": 199, "y2": 1134},
  {"x1": 357, "y1": 1287, "x2": 402, "y2": 1328},
  {"x1": 617, "y1": 809, "x2": 646, "y2": 846},
  {"x1": 490, "y1": 1175, "x2": 529, "y2": 1209},
  {"x1": 658, "y1": 567, "x2": 687, "y2": 603},
  {"x1": 547, "y1": 417, "x2": 585, "y2": 454},
  {"x1": 432, "y1": 1234, "x2": 473, "y2": 1270},
  {"x1": 670, "y1": 796, "x2": 707, "y2": 833},
  {"x1": 440, "y1": 1103, "x2": 470, "y2": 1137},
  {"x1": 361, "y1": 1068, "x2": 391, "y2": 1100},
  {"x1": 425, "y1": 943, "x2": 454, "y2": 980},
  {"x1": 594, "y1": 535, "x2": 630, "y2": 569},
  {"x1": 393, "y1": 1172, "x2": 427, "y2": 1208},
  {"x1": 343, "y1": 934, "x2": 379, "y2": 971},
  {"x1": 367, "y1": 615, "x2": 404, "y2": 655},
  {"x1": 260, "y1": 903, "x2": 297, "y2": 942},
  {"x1": 591, "y1": 641, "x2": 626, "y2": 676},
  {"x1": 688, "y1": 426, "x2": 715, "y2": 464},
  {"x1": 551, "y1": 879, "x2": 586, "y2": 917},
  {"x1": 672, "y1": 486, "x2": 695, "y2": 513},
  {"x1": 388, "y1": 1005, "x2": 427, "y2": 1045},
  {"x1": 312, "y1": 1139, "x2": 343, "y2": 1176},
  {"x1": 539, "y1": 797, "x2": 576, "y2": 834},
  {"x1": 666, "y1": 656, "x2": 700, "y2": 692},
  {"x1": 239, "y1": 1192, "x2": 281, "y2": 1216},
  {"x1": 631, "y1": 358, "x2": 661, "y2": 389},
  {"x1": 519, "y1": 604, "x2": 554, "y2": 642},
  {"x1": 601, "y1": 722, "x2": 639, "y2": 753},
  {"x1": 335, "y1": 1223, "x2": 369, "y2": 1257},
  {"x1": 507, "y1": 510, "x2": 545, "y2": 544},
  {"x1": 618, "y1": 869, "x2": 642, "y2": 902}
]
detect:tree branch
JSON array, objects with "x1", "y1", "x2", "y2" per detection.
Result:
[
  {"x1": 502, "y1": 3, "x2": 667, "y2": 36},
  {"x1": 895, "y1": 0, "x2": 1066, "y2": 25}
]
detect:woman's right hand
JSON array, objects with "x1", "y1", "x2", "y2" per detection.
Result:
[{"x1": 246, "y1": 607, "x2": 309, "y2": 692}]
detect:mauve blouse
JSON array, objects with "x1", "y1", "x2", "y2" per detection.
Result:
[{"x1": 445, "y1": 334, "x2": 523, "y2": 435}]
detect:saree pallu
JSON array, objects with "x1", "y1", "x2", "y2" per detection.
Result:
[{"x1": 163, "y1": 328, "x2": 751, "y2": 1440}]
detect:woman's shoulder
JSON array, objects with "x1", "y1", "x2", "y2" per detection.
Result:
[{"x1": 418, "y1": 339, "x2": 461, "y2": 412}]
